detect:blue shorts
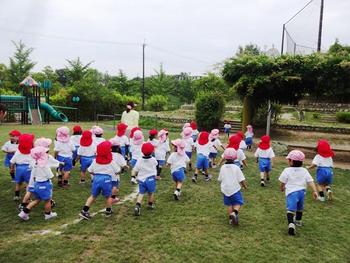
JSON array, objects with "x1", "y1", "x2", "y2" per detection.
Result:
[
  {"x1": 121, "y1": 146, "x2": 126, "y2": 158},
  {"x1": 224, "y1": 128, "x2": 230, "y2": 134},
  {"x1": 111, "y1": 180, "x2": 119, "y2": 188},
  {"x1": 245, "y1": 137, "x2": 253, "y2": 146},
  {"x1": 196, "y1": 154, "x2": 209, "y2": 170},
  {"x1": 57, "y1": 155, "x2": 73, "y2": 172},
  {"x1": 286, "y1": 190, "x2": 305, "y2": 212},
  {"x1": 130, "y1": 159, "x2": 137, "y2": 168},
  {"x1": 185, "y1": 151, "x2": 192, "y2": 159},
  {"x1": 33, "y1": 181, "x2": 52, "y2": 201},
  {"x1": 72, "y1": 146, "x2": 79, "y2": 160},
  {"x1": 4, "y1": 153, "x2": 14, "y2": 168},
  {"x1": 258, "y1": 158, "x2": 271, "y2": 172},
  {"x1": 157, "y1": 160, "x2": 166, "y2": 167},
  {"x1": 80, "y1": 156, "x2": 94, "y2": 172},
  {"x1": 28, "y1": 186, "x2": 35, "y2": 193},
  {"x1": 209, "y1": 152, "x2": 217, "y2": 159},
  {"x1": 192, "y1": 135, "x2": 198, "y2": 142},
  {"x1": 15, "y1": 164, "x2": 31, "y2": 184},
  {"x1": 316, "y1": 167, "x2": 333, "y2": 185},
  {"x1": 138, "y1": 176, "x2": 156, "y2": 194},
  {"x1": 223, "y1": 191, "x2": 244, "y2": 206},
  {"x1": 91, "y1": 174, "x2": 112, "y2": 198},
  {"x1": 172, "y1": 168, "x2": 186, "y2": 182}
]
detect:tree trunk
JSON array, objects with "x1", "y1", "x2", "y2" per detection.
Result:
[{"x1": 242, "y1": 96, "x2": 253, "y2": 131}]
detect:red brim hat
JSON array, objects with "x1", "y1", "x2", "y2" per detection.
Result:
[
  {"x1": 198, "y1": 132, "x2": 209, "y2": 145},
  {"x1": 96, "y1": 141, "x2": 112, "y2": 164},
  {"x1": 149, "y1": 129, "x2": 158, "y2": 136},
  {"x1": 141, "y1": 142, "x2": 155, "y2": 156},
  {"x1": 9, "y1": 130, "x2": 21, "y2": 137},
  {"x1": 130, "y1": 127, "x2": 141, "y2": 139},
  {"x1": 18, "y1": 134, "x2": 34, "y2": 154},
  {"x1": 237, "y1": 131, "x2": 244, "y2": 139},
  {"x1": 73, "y1": 125, "x2": 82, "y2": 133},
  {"x1": 228, "y1": 135, "x2": 240, "y2": 150},
  {"x1": 190, "y1": 121, "x2": 197, "y2": 130},
  {"x1": 117, "y1": 123, "x2": 128, "y2": 137},
  {"x1": 80, "y1": 130, "x2": 93, "y2": 147},
  {"x1": 317, "y1": 140, "x2": 334, "y2": 158},
  {"x1": 258, "y1": 135, "x2": 270, "y2": 150}
]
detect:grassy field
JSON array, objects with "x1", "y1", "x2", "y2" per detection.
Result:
[{"x1": 0, "y1": 123, "x2": 349, "y2": 263}]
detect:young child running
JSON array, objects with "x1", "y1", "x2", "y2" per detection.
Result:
[
  {"x1": 254, "y1": 135, "x2": 275, "y2": 187},
  {"x1": 130, "y1": 130, "x2": 144, "y2": 184},
  {"x1": 237, "y1": 131, "x2": 247, "y2": 151},
  {"x1": 110, "y1": 138, "x2": 128, "y2": 203},
  {"x1": 129, "y1": 127, "x2": 141, "y2": 160},
  {"x1": 77, "y1": 130, "x2": 96, "y2": 183},
  {"x1": 182, "y1": 127, "x2": 194, "y2": 171},
  {"x1": 167, "y1": 139, "x2": 190, "y2": 200},
  {"x1": 219, "y1": 135, "x2": 247, "y2": 169},
  {"x1": 223, "y1": 121, "x2": 231, "y2": 138},
  {"x1": 18, "y1": 146, "x2": 60, "y2": 221},
  {"x1": 155, "y1": 129, "x2": 170, "y2": 180},
  {"x1": 190, "y1": 121, "x2": 199, "y2": 142},
  {"x1": 192, "y1": 131, "x2": 213, "y2": 183},
  {"x1": 218, "y1": 148, "x2": 247, "y2": 225},
  {"x1": 132, "y1": 142, "x2": 158, "y2": 216},
  {"x1": 79, "y1": 141, "x2": 120, "y2": 219},
  {"x1": 10, "y1": 134, "x2": 34, "y2": 201},
  {"x1": 307, "y1": 140, "x2": 335, "y2": 201},
  {"x1": 114, "y1": 123, "x2": 129, "y2": 159},
  {"x1": 279, "y1": 150, "x2": 318, "y2": 236},
  {"x1": 70, "y1": 125, "x2": 82, "y2": 166},
  {"x1": 54, "y1": 126, "x2": 75, "y2": 188},
  {"x1": 245, "y1": 125, "x2": 254, "y2": 150},
  {"x1": 209, "y1": 129, "x2": 225, "y2": 168},
  {"x1": 2, "y1": 130, "x2": 21, "y2": 182},
  {"x1": 92, "y1": 126, "x2": 105, "y2": 145}
]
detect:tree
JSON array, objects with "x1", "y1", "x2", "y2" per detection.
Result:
[
  {"x1": 65, "y1": 57, "x2": 94, "y2": 84},
  {"x1": 192, "y1": 73, "x2": 229, "y2": 98},
  {"x1": 236, "y1": 44, "x2": 261, "y2": 57},
  {"x1": 175, "y1": 73, "x2": 195, "y2": 104},
  {"x1": 146, "y1": 64, "x2": 176, "y2": 96},
  {"x1": 8, "y1": 41, "x2": 36, "y2": 90}
]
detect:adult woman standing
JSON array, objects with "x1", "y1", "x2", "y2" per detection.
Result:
[{"x1": 121, "y1": 102, "x2": 139, "y2": 131}]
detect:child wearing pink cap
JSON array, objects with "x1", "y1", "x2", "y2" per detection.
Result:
[
  {"x1": 218, "y1": 148, "x2": 247, "y2": 226},
  {"x1": 2, "y1": 130, "x2": 21, "y2": 181},
  {"x1": 182, "y1": 127, "x2": 194, "y2": 170},
  {"x1": 254, "y1": 135, "x2": 275, "y2": 187},
  {"x1": 279, "y1": 150, "x2": 318, "y2": 236},
  {"x1": 129, "y1": 130, "x2": 144, "y2": 184},
  {"x1": 18, "y1": 146, "x2": 60, "y2": 221},
  {"x1": 54, "y1": 126, "x2": 75, "y2": 188},
  {"x1": 245, "y1": 125, "x2": 254, "y2": 150},
  {"x1": 155, "y1": 129, "x2": 170, "y2": 180},
  {"x1": 209, "y1": 129, "x2": 225, "y2": 168},
  {"x1": 92, "y1": 126, "x2": 105, "y2": 145},
  {"x1": 167, "y1": 139, "x2": 190, "y2": 200}
]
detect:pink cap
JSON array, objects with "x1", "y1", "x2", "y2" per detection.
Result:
[
  {"x1": 182, "y1": 127, "x2": 193, "y2": 139},
  {"x1": 30, "y1": 146, "x2": 49, "y2": 167},
  {"x1": 92, "y1": 126, "x2": 104, "y2": 135},
  {"x1": 133, "y1": 130, "x2": 144, "y2": 145},
  {"x1": 209, "y1": 129, "x2": 220, "y2": 140},
  {"x1": 247, "y1": 125, "x2": 253, "y2": 133},
  {"x1": 56, "y1": 126, "x2": 70, "y2": 142},
  {"x1": 286, "y1": 150, "x2": 305, "y2": 161},
  {"x1": 34, "y1": 137, "x2": 52, "y2": 149},
  {"x1": 109, "y1": 138, "x2": 121, "y2": 146},
  {"x1": 224, "y1": 148, "x2": 237, "y2": 160},
  {"x1": 183, "y1": 123, "x2": 191, "y2": 129},
  {"x1": 158, "y1": 129, "x2": 168, "y2": 143},
  {"x1": 171, "y1": 139, "x2": 186, "y2": 156}
]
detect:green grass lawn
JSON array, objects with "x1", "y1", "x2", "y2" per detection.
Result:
[{"x1": 0, "y1": 123, "x2": 349, "y2": 263}]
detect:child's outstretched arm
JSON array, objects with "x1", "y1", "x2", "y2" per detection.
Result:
[
  {"x1": 306, "y1": 164, "x2": 316, "y2": 170},
  {"x1": 240, "y1": 180, "x2": 248, "y2": 189},
  {"x1": 307, "y1": 182, "x2": 318, "y2": 200},
  {"x1": 242, "y1": 160, "x2": 248, "y2": 168},
  {"x1": 218, "y1": 157, "x2": 225, "y2": 166},
  {"x1": 280, "y1": 182, "x2": 286, "y2": 192}
]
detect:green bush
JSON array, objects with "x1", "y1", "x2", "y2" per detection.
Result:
[
  {"x1": 336, "y1": 112, "x2": 350, "y2": 123},
  {"x1": 195, "y1": 91, "x2": 225, "y2": 131},
  {"x1": 312, "y1": 113, "x2": 320, "y2": 119},
  {"x1": 252, "y1": 102, "x2": 282, "y2": 127},
  {"x1": 147, "y1": 95, "x2": 168, "y2": 111}
]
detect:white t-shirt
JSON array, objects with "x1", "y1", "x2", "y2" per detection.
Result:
[
  {"x1": 222, "y1": 149, "x2": 246, "y2": 164},
  {"x1": 254, "y1": 148, "x2": 275, "y2": 159},
  {"x1": 167, "y1": 152, "x2": 190, "y2": 173},
  {"x1": 245, "y1": 131, "x2": 254, "y2": 138},
  {"x1": 183, "y1": 137, "x2": 194, "y2": 152},
  {"x1": 195, "y1": 142, "x2": 213, "y2": 157},
  {"x1": 218, "y1": 164, "x2": 245, "y2": 196},
  {"x1": 279, "y1": 167, "x2": 314, "y2": 196},
  {"x1": 10, "y1": 150, "x2": 32, "y2": 165},
  {"x1": 133, "y1": 157, "x2": 158, "y2": 182},
  {"x1": 70, "y1": 135, "x2": 81, "y2": 147},
  {"x1": 210, "y1": 139, "x2": 222, "y2": 154},
  {"x1": 77, "y1": 144, "x2": 96, "y2": 157},
  {"x1": 155, "y1": 141, "x2": 170, "y2": 161},
  {"x1": 2, "y1": 141, "x2": 18, "y2": 153},
  {"x1": 94, "y1": 137, "x2": 105, "y2": 146},
  {"x1": 54, "y1": 141, "x2": 76, "y2": 158},
  {"x1": 87, "y1": 160, "x2": 120, "y2": 177},
  {"x1": 192, "y1": 129, "x2": 199, "y2": 137},
  {"x1": 148, "y1": 139, "x2": 159, "y2": 148},
  {"x1": 312, "y1": 154, "x2": 333, "y2": 168},
  {"x1": 29, "y1": 156, "x2": 60, "y2": 184},
  {"x1": 121, "y1": 110, "x2": 139, "y2": 128},
  {"x1": 111, "y1": 154, "x2": 126, "y2": 182},
  {"x1": 113, "y1": 135, "x2": 130, "y2": 147},
  {"x1": 224, "y1": 124, "x2": 231, "y2": 129},
  {"x1": 130, "y1": 143, "x2": 143, "y2": 160},
  {"x1": 239, "y1": 140, "x2": 247, "y2": 150}
]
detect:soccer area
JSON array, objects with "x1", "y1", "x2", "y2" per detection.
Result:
[{"x1": 0, "y1": 1, "x2": 350, "y2": 262}]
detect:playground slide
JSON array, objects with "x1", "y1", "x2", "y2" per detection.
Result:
[{"x1": 40, "y1": 102, "x2": 69, "y2": 122}]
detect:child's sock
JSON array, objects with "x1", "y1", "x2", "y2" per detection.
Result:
[
  {"x1": 82, "y1": 205, "x2": 90, "y2": 212},
  {"x1": 325, "y1": 187, "x2": 331, "y2": 192},
  {"x1": 111, "y1": 195, "x2": 116, "y2": 199},
  {"x1": 148, "y1": 201, "x2": 153, "y2": 206},
  {"x1": 23, "y1": 207, "x2": 30, "y2": 214},
  {"x1": 296, "y1": 211, "x2": 303, "y2": 221},
  {"x1": 233, "y1": 209, "x2": 239, "y2": 215},
  {"x1": 106, "y1": 207, "x2": 112, "y2": 213},
  {"x1": 136, "y1": 202, "x2": 141, "y2": 208},
  {"x1": 176, "y1": 188, "x2": 181, "y2": 192},
  {"x1": 287, "y1": 211, "x2": 295, "y2": 224},
  {"x1": 157, "y1": 166, "x2": 162, "y2": 176},
  {"x1": 45, "y1": 211, "x2": 51, "y2": 215},
  {"x1": 63, "y1": 180, "x2": 68, "y2": 186},
  {"x1": 15, "y1": 190, "x2": 20, "y2": 197},
  {"x1": 319, "y1": 191, "x2": 325, "y2": 197}
]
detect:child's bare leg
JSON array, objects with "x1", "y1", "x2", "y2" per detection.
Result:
[
  {"x1": 134, "y1": 194, "x2": 144, "y2": 215},
  {"x1": 14, "y1": 183, "x2": 22, "y2": 200},
  {"x1": 229, "y1": 205, "x2": 241, "y2": 225},
  {"x1": 325, "y1": 184, "x2": 333, "y2": 200},
  {"x1": 26, "y1": 199, "x2": 40, "y2": 210},
  {"x1": 111, "y1": 187, "x2": 120, "y2": 203},
  {"x1": 22, "y1": 191, "x2": 32, "y2": 205},
  {"x1": 63, "y1": 171, "x2": 70, "y2": 187},
  {"x1": 266, "y1": 172, "x2": 270, "y2": 181},
  {"x1": 192, "y1": 168, "x2": 199, "y2": 182},
  {"x1": 260, "y1": 172, "x2": 265, "y2": 186},
  {"x1": 44, "y1": 200, "x2": 52, "y2": 213},
  {"x1": 80, "y1": 171, "x2": 86, "y2": 182},
  {"x1": 85, "y1": 196, "x2": 96, "y2": 207},
  {"x1": 105, "y1": 197, "x2": 112, "y2": 209},
  {"x1": 148, "y1": 193, "x2": 154, "y2": 204},
  {"x1": 136, "y1": 194, "x2": 144, "y2": 204},
  {"x1": 176, "y1": 182, "x2": 183, "y2": 190}
]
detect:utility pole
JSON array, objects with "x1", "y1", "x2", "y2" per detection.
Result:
[
  {"x1": 142, "y1": 41, "x2": 146, "y2": 110},
  {"x1": 317, "y1": 0, "x2": 324, "y2": 52},
  {"x1": 281, "y1": 24, "x2": 285, "y2": 55},
  {"x1": 266, "y1": 100, "x2": 272, "y2": 136}
]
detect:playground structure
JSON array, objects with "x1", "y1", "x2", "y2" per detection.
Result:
[{"x1": 0, "y1": 76, "x2": 77, "y2": 124}]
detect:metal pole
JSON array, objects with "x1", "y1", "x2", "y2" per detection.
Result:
[
  {"x1": 281, "y1": 24, "x2": 285, "y2": 55},
  {"x1": 317, "y1": 0, "x2": 324, "y2": 52},
  {"x1": 266, "y1": 100, "x2": 272, "y2": 136},
  {"x1": 142, "y1": 42, "x2": 146, "y2": 110}
]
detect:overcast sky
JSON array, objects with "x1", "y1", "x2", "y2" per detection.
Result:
[{"x1": 0, "y1": 0, "x2": 349, "y2": 77}]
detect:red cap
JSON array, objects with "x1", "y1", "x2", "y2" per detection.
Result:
[
  {"x1": 80, "y1": 130, "x2": 93, "y2": 147},
  {"x1": 198, "y1": 131, "x2": 209, "y2": 145},
  {"x1": 9, "y1": 130, "x2": 21, "y2": 137},
  {"x1": 317, "y1": 140, "x2": 334, "y2": 158},
  {"x1": 18, "y1": 134, "x2": 34, "y2": 154},
  {"x1": 227, "y1": 135, "x2": 240, "y2": 150},
  {"x1": 258, "y1": 135, "x2": 271, "y2": 150},
  {"x1": 149, "y1": 129, "x2": 158, "y2": 136},
  {"x1": 141, "y1": 142, "x2": 155, "y2": 156},
  {"x1": 96, "y1": 141, "x2": 112, "y2": 164},
  {"x1": 117, "y1": 123, "x2": 128, "y2": 137},
  {"x1": 190, "y1": 121, "x2": 197, "y2": 130},
  {"x1": 237, "y1": 131, "x2": 244, "y2": 139},
  {"x1": 130, "y1": 127, "x2": 141, "y2": 139},
  {"x1": 73, "y1": 125, "x2": 82, "y2": 133}
]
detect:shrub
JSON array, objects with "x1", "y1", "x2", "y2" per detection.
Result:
[
  {"x1": 312, "y1": 113, "x2": 320, "y2": 119},
  {"x1": 336, "y1": 112, "x2": 350, "y2": 123},
  {"x1": 251, "y1": 102, "x2": 282, "y2": 127},
  {"x1": 147, "y1": 95, "x2": 168, "y2": 111},
  {"x1": 195, "y1": 91, "x2": 225, "y2": 131}
]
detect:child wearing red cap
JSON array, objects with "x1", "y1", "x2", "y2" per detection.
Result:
[
  {"x1": 219, "y1": 135, "x2": 247, "y2": 169},
  {"x1": 79, "y1": 141, "x2": 120, "y2": 219},
  {"x1": 77, "y1": 130, "x2": 97, "y2": 183},
  {"x1": 113, "y1": 123, "x2": 130, "y2": 160},
  {"x1": 70, "y1": 125, "x2": 82, "y2": 166},
  {"x1": 279, "y1": 150, "x2": 318, "y2": 236},
  {"x1": 167, "y1": 139, "x2": 190, "y2": 200},
  {"x1": 192, "y1": 132, "x2": 213, "y2": 183},
  {"x1": 182, "y1": 127, "x2": 195, "y2": 171},
  {"x1": 132, "y1": 142, "x2": 158, "y2": 216},
  {"x1": 18, "y1": 146, "x2": 60, "y2": 221},
  {"x1": 237, "y1": 131, "x2": 247, "y2": 150},
  {"x1": 245, "y1": 125, "x2": 254, "y2": 150},
  {"x1": 10, "y1": 134, "x2": 34, "y2": 201},
  {"x1": 190, "y1": 121, "x2": 199, "y2": 142},
  {"x1": 218, "y1": 148, "x2": 247, "y2": 226},
  {"x1": 155, "y1": 129, "x2": 170, "y2": 180},
  {"x1": 209, "y1": 129, "x2": 225, "y2": 168},
  {"x1": 307, "y1": 140, "x2": 335, "y2": 201},
  {"x1": 254, "y1": 135, "x2": 275, "y2": 187},
  {"x1": 2, "y1": 130, "x2": 21, "y2": 181}
]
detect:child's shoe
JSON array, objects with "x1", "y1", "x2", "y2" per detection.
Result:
[
  {"x1": 173, "y1": 190, "x2": 180, "y2": 200},
  {"x1": 130, "y1": 177, "x2": 137, "y2": 185},
  {"x1": 288, "y1": 223, "x2": 296, "y2": 236},
  {"x1": 266, "y1": 176, "x2": 270, "y2": 181},
  {"x1": 18, "y1": 203, "x2": 26, "y2": 211},
  {"x1": 112, "y1": 197, "x2": 120, "y2": 204},
  {"x1": 51, "y1": 199, "x2": 57, "y2": 208},
  {"x1": 79, "y1": 210, "x2": 91, "y2": 220},
  {"x1": 18, "y1": 211, "x2": 29, "y2": 221},
  {"x1": 317, "y1": 196, "x2": 325, "y2": 202},
  {"x1": 212, "y1": 164, "x2": 217, "y2": 169},
  {"x1": 79, "y1": 180, "x2": 86, "y2": 184},
  {"x1": 192, "y1": 175, "x2": 197, "y2": 183},
  {"x1": 45, "y1": 212, "x2": 58, "y2": 220},
  {"x1": 205, "y1": 174, "x2": 212, "y2": 182},
  {"x1": 134, "y1": 206, "x2": 141, "y2": 216},
  {"x1": 104, "y1": 209, "x2": 113, "y2": 217},
  {"x1": 13, "y1": 196, "x2": 20, "y2": 201},
  {"x1": 147, "y1": 203, "x2": 156, "y2": 210},
  {"x1": 230, "y1": 212, "x2": 239, "y2": 225},
  {"x1": 327, "y1": 190, "x2": 333, "y2": 201},
  {"x1": 260, "y1": 179, "x2": 265, "y2": 187},
  {"x1": 295, "y1": 220, "x2": 303, "y2": 227}
]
